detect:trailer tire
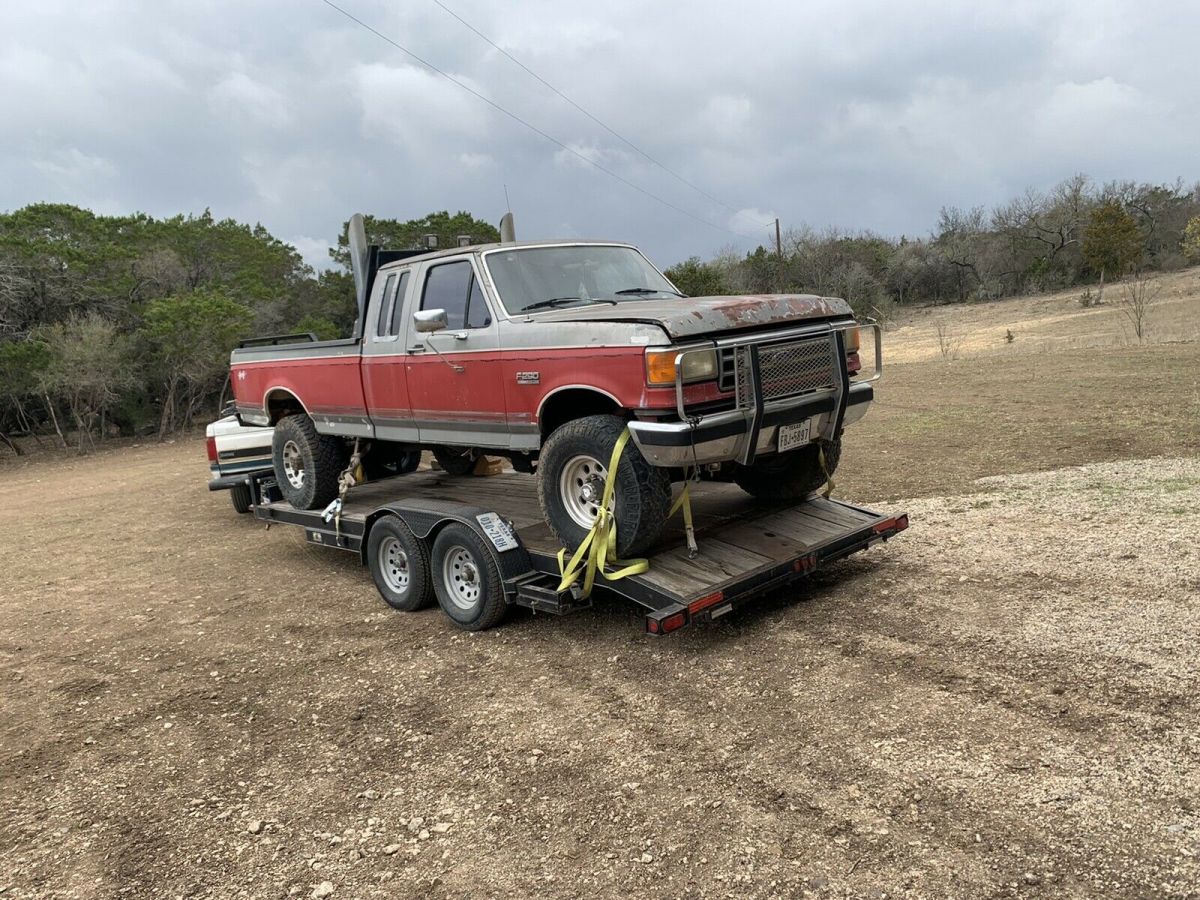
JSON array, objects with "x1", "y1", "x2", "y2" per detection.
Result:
[
  {"x1": 272, "y1": 414, "x2": 346, "y2": 510},
  {"x1": 429, "y1": 523, "x2": 508, "y2": 631},
  {"x1": 733, "y1": 437, "x2": 842, "y2": 501},
  {"x1": 433, "y1": 447, "x2": 477, "y2": 477},
  {"x1": 366, "y1": 515, "x2": 433, "y2": 612},
  {"x1": 537, "y1": 414, "x2": 671, "y2": 558},
  {"x1": 229, "y1": 482, "x2": 253, "y2": 514}
]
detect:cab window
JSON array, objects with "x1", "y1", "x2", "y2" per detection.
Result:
[
  {"x1": 375, "y1": 273, "x2": 397, "y2": 338},
  {"x1": 421, "y1": 261, "x2": 492, "y2": 330}
]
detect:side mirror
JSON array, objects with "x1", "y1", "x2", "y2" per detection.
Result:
[{"x1": 413, "y1": 309, "x2": 447, "y2": 333}]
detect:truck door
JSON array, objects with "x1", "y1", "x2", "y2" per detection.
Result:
[
  {"x1": 402, "y1": 257, "x2": 506, "y2": 448},
  {"x1": 361, "y1": 268, "x2": 419, "y2": 442}
]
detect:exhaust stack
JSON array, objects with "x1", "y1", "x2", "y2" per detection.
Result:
[
  {"x1": 499, "y1": 212, "x2": 516, "y2": 244},
  {"x1": 348, "y1": 213, "x2": 369, "y2": 318}
]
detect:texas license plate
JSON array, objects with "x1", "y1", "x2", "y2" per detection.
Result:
[
  {"x1": 777, "y1": 419, "x2": 812, "y2": 453},
  {"x1": 476, "y1": 512, "x2": 519, "y2": 552}
]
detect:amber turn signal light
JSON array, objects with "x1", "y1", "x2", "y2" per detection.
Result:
[
  {"x1": 645, "y1": 350, "x2": 679, "y2": 385},
  {"x1": 844, "y1": 325, "x2": 861, "y2": 354}
]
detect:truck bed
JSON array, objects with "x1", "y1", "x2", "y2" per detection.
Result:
[{"x1": 253, "y1": 467, "x2": 908, "y2": 633}]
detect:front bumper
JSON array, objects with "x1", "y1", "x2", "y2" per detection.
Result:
[
  {"x1": 627, "y1": 322, "x2": 881, "y2": 468},
  {"x1": 628, "y1": 381, "x2": 873, "y2": 467}
]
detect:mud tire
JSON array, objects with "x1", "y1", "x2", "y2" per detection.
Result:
[
  {"x1": 271, "y1": 414, "x2": 347, "y2": 510},
  {"x1": 537, "y1": 414, "x2": 671, "y2": 558},
  {"x1": 733, "y1": 437, "x2": 841, "y2": 501}
]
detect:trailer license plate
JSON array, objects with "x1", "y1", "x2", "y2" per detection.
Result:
[
  {"x1": 777, "y1": 419, "x2": 812, "y2": 453},
  {"x1": 476, "y1": 513, "x2": 519, "y2": 552}
]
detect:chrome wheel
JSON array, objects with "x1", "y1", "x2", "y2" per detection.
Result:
[
  {"x1": 378, "y1": 536, "x2": 409, "y2": 593},
  {"x1": 442, "y1": 545, "x2": 480, "y2": 611},
  {"x1": 558, "y1": 454, "x2": 611, "y2": 529},
  {"x1": 281, "y1": 439, "x2": 305, "y2": 489}
]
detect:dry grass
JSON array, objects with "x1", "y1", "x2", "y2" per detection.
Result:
[
  {"x1": 875, "y1": 267, "x2": 1200, "y2": 365},
  {"x1": 838, "y1": 343, "x2": 1200, "y2": 502},
  {"x1": 838, "y1": 268, "x2": 1200, "y2": 502}
]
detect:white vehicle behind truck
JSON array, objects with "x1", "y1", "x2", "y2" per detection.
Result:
[{"x1": 205, "y1": 413, "x2": 273, "y2": 513}]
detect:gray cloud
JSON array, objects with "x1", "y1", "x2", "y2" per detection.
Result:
[{"x1": 2, "y1": 0, "x2": 1196, "y2": 271}]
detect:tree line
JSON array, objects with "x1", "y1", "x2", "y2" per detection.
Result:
[
  {"x1": 1, "y1": 176, "x2": 1198, "y2": 454},
  {"x1": 665, "y1": 175, "x2": 1200, "y2": 318},
  {"x1": 0, "y1": 205, "x2": 496, "y2": 453}
]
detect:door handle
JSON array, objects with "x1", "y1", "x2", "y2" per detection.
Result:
[{"x1": 407, "y1": 346, "x2": 425, "y2": 354}]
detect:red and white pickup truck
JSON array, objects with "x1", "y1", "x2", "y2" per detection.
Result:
[{"x1": 231, "y1": 216, "x2": 878, "y2": 556}]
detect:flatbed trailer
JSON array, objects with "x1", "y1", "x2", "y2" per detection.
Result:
[{"x1": 247, "y1": 467, "x2": 908, "y2": 635}]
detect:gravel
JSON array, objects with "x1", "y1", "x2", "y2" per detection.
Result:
[{"x1": 0, "y1": 443, "x2": 1197, "y2": 897}]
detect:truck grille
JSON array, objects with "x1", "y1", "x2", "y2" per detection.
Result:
[{"x1": 720, "y1": 335, "x2": 837, "y2": 404}]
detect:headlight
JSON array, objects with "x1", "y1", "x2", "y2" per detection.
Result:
[{"x1": 645, "y1": 346, "x2": 718, "y2": 385}]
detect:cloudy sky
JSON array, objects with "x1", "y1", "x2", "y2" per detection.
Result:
[{"x1": 2, "y1": 0, "x2": 1197, "y2": 271}]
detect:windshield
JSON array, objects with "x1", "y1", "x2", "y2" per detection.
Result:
[{"x1": 484, "y1": 245, "x2": 679, "y2": 315}]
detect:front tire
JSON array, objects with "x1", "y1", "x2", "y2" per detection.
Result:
[
  {"x1": 366, "y1": 515, "x2": 433, "y2": 611},
  {"x1": 429, "y1": 523, "x2": 507, "y2": 631},
  {"x1": 272, "y1": 414, "x2": 347, "y2": 510},
  {"x1": 733, "y1": 437, "x2": 841, "y2": 501},
  {"x1": 537, "y1": 414, "x2": 671, "y2": 558}
]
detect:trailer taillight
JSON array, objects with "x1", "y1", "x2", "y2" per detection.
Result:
[
  {"x1": 647, "y1": 611, "x2": 687, "y2": 635},
  {"x1": 872, "y1": 514, "x2": 909, "y2": 535},
  {"x1": 206, "y1": 436, "x2": 218, "y2": 462},
  {"x1": 688, "y1": 591, "x2": 725, "y2": 615}
]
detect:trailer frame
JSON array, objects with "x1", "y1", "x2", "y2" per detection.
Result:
[{"x1": 245, "y1": 467, "x2": 907, "y2": 635}]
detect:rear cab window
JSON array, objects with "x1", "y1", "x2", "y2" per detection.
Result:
[
  {"x1": 372, "y1": 270, "x2": 411, "y2": 340},
  {"x1": 374, "y1": 274, "x2": 397, "y2": 338}
]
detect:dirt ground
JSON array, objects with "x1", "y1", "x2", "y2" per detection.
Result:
[{"x1": 2, "y1": 289, "x2": 1199, "y2": 898}]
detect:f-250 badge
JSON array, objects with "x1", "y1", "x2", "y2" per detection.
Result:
[{"x1": 516, "y1": 371, "x2": 540, "y2": 385}]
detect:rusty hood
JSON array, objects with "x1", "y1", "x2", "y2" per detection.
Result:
[{"x1": 528, "y1": 293, "x2": 853, "y2": 339}]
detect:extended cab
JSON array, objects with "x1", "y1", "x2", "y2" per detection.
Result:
[{"x1": 231, "y1": 215, "x2": 879, "y2": 556}]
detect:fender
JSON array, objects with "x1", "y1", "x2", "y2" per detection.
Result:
[
  {"x1": 535, "y1": 384, "x2": 622, "y2": 423},
  {"x1": 263, "y1": 385, "x2": 310, "y2": 419}
]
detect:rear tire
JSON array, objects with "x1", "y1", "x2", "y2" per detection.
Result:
[
  {"x1": 733, "y1": 437, "x2": 841, "y2": 501},
  {"x1": 366, "y1": 515, "x2": 433, "y2": 611},
  {"x1": 433, "y1": 446, "x2": 478, "y2": 476},
  {"x1": 229, "y1": 481, "x2": 253, "y2": 514},
  {"x1": 429, "y1": 523, "x2": 507, "y2": 631},
  {"x1": 537, "y1": 414, "x2": 671, "y2": 558},
  {"x1": 272, "y1": 414, "x2": 347, "y2": 510}
]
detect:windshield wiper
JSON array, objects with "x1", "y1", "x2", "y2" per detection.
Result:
[
  {"x1": 613, "y1": 287, "x2": 682, "y2": 296},
  {"x1": 522, "y1": 296, "x2": 617, "y2": 312}
]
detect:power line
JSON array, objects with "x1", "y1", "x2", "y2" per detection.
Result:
[
  {"x1": 319, "y1": 0, "x2": 759, "y2": 240},
  {"x1": 428, "y1": 0, "x2": 773, "y2": 229}
]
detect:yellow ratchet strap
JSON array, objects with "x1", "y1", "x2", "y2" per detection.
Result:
[
  {"x1": 669, "y1": 476, "x2": 698, "y2": 558},
  {"x1": 818, "y1": 441, "x2": 836, "y2": 499},
  {"x1": 556, "y1": 428, "x2": 698, "y2": 599}
]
